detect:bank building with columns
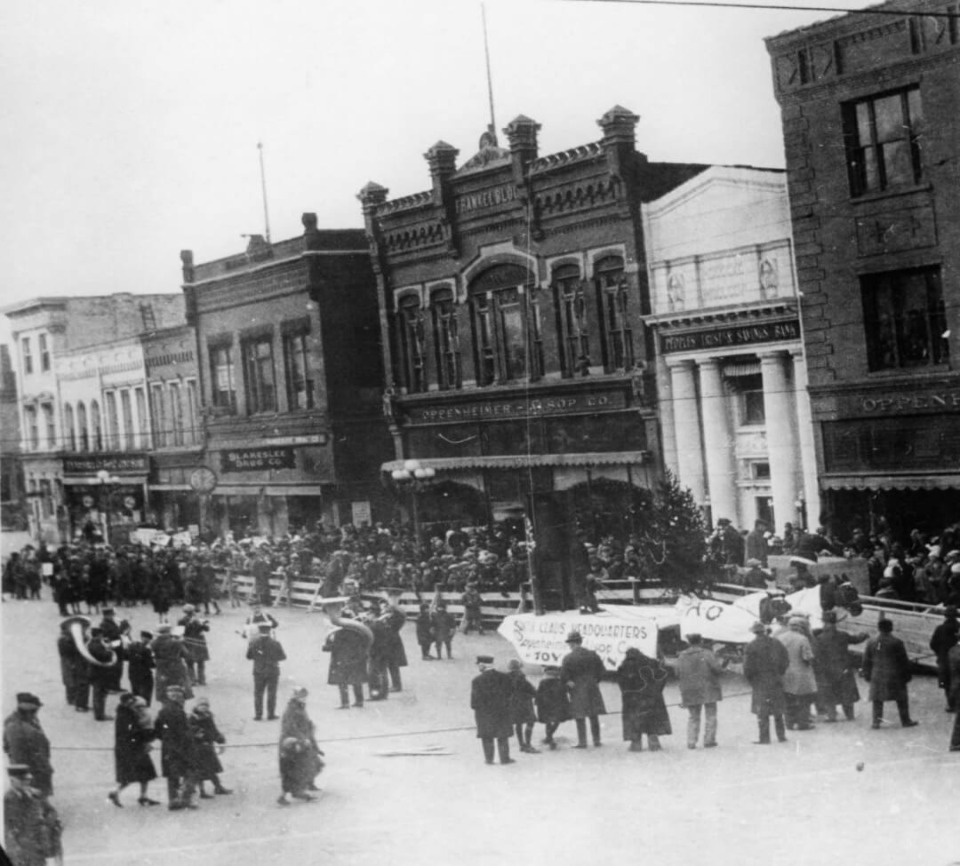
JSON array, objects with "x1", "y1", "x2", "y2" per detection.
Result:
[{"x1": 643, "y1": 165, "x2": 820, "y2": 535}]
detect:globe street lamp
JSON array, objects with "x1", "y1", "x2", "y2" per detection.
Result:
[
  {"x1": 96, "y1": 469, "x2": 119, "y2": 545},
  {"x1": 390, "y1": 459, "x2": 435, "y2": 545}
]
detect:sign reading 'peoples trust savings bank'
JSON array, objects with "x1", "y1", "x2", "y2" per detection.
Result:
[{"x1": 660, "y1": 319, "x2": 800, "y2": 354}]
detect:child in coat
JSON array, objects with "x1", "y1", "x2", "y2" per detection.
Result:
[
  {"x1": 188, "y1": 697, "x2": 231, "y2": 797},
  {"x1": 415, "y1": 603, "x2": 435, "y2": 660},
  {"x1": 535, "y1": 665, "x2": 571, "y2": 750},
  {"x1": 508, "y1": 660, "x2": 539, "y2": 753},
  {"x1": 431, "y1": 601, "x2": 456, "y2": 660}
]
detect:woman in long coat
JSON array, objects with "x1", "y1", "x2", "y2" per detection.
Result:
[
  {"x1": 617, "y1": 648, "x2": 671, "y2": 751},
  {"x1": 277, "y1": 688, "x2": 324, "y2": 805},
  {"x1": 108, "y1": 694, "x2": 159, "y2": 807},
  {"x1": 150, "y1": 626, "x2": 193, "y2": 703},
  {"x1": 188, "y1": 698, "x2": 230, "y2": 797}
]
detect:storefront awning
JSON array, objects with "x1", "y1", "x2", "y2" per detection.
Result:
[
  {"x1": 382, "y1": 451, "x2": 651, "y2": 474},
  {"x1": 821, "y1": 474, "x2": 960, "y2": 492},
  {"x1": 63, "y1": 476, "x2": 147, "y2": 486},
  {"x1": 213, "y1": 485, "x2": 326, "y2": 497}
]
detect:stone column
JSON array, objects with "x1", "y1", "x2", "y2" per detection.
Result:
[
  {"x1": 699, "y1": 358, "x2": 738, "y2": 525},
  {"x1": 791, "y1": 349, "x2": 821, "y2": 530},
  {"x1": 666, "y1": 360, "x2": 705, "y2": 503},
  {"x1": 760, "y1": 351, "x2": 799, "y2": 535}
]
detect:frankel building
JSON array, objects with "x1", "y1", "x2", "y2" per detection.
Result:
[
  {"x1": 767, "y1": 0, "x2": 960, "y2": 537},
  {"x1": 359, "y1": 107, "x2": 707, "y2": 601}
]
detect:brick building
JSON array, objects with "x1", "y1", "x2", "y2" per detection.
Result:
[
  {"x1": 0, "y1": 345, "x2": 26, "y2": 532},
  {"x1": 360, "y1": 107, "x2": 706, "y2": 605},
  {"x1": 181, "y1": 220, "x2": 390, "y2": 538},
  {"x1": 767, "y1": 0, "x2": 960, "y2": 537}
]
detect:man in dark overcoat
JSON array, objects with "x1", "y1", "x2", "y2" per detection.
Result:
[
  {"x1": 154, "y1": 685, "x2": 198, "y2": 809},
  {"x1": 812, "y1": 610, "x2": 868, "y2": 721},
  {"x1": 929, "y1": 606, "x2": 959, "y2": 712},
  {"x1": 247, "y1": 623, "x2": 287, "y2": 721},
  {"x1": 862, "y1": 618, "x2": 918, "y2": 729},
  {"x1": 381, "y1": 594, "x2": 408, "y2": 692},
  {"x1": 743, "y1": 621, "x2": 789, "y2": 744},
  {"x1": 470, "y1": 655, "x2": 515, "y2": 765},
  {"x1": 98, "y1": 607, "x2": 125, "y2": 692},
  {"x1": 4, "y1": 764, "x2": 61, "y2": 865},
  {"x1": 87, "y1": 628, "x2": 117, "y2": 721},
  {"x1": 3, "y1": 693, "x2": 54, "y2": 797},
  {"x1": 323, "y1": 611, "x2": 370, "y2": 709},
  {"x1": 126, "y1": 630, "x2": 156, "y2": 706},
  {"x1": 560, "y1": 631, "x2": 607, "y2": 748},
  {"x1": 57, "y1": 620, "x2": 90, "y2": 711}
]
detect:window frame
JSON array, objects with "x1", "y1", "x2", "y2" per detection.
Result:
[
  {"x1": 21, "y1": 338, "x2": 33, "y2": 375},
  {"x1": 150, "y1": 384, "x2": 166, "y2": 448},
  {"x1": 38, "y1": 334, "x2": 50, "y2": 372},
  {"x1": 208, "y1": 342, "x2": 237, "y2": 413},
  {"x1": 64, "y1": 403, "x2": 76, "y2": 451},
  {"x1": 77, "y1": 402, "x2": 89, "y2": 452},
  {"x1": 552, "y1": 263, "x2": 591, "y2": 378},
  {"x1": 282, "y1": 330, "x2": 315, "y2": 411},
  {"x1": 431, "y1": 288, "x2": 462, "y2": 391},
  {"x1": 24, "y1": 405, "x2": 39, "y2": 450},
  {"x1": 396, "y1": 294, "x2": 427, "y2": 393},
  {"x1": 241, "y1": 333, "x2": 278, "y2": 415},
  {"x1": 169, "y1": 382, "x2": 184, "y2": 446},
  {"x1": 593, "y1": 256, "x2": 634, "y2": 373}
]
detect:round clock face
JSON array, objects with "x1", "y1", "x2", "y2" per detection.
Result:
[{"x1": 189, "y1": 467, "x2": 218, "y2": 493}]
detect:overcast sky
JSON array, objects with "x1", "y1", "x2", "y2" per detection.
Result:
[{"x1": 1, "y1": 0, "x2": 870, "y2": 322}]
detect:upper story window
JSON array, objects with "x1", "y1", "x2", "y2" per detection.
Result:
[
  {"x1": 90, "y1": 399, "x2": 103, "y2": 451},
  {"x1": 734, "y1": 374, "x2": 766, "y2": 426},
  {"x1": 844, "y1": 87, "x2": 923, "y2": 197},
  {"x1": 64, "y1": 403, "x2": 76, "y2": 451},
  {"x1": 134, "y1": 387, "x2": 148, "y2": 449},
  {"x1": 552, "y1": 263, "x2": 590, "y2": 378},
  {"x1": 242, "y1": 334, "x2": 277, "y2": 414},
  {"x1": 38, "y1": 334, "x2": 50, "y2": 372},
  {"x1": 594, "y1": 255, "x2": 634, "y2": 372},
  {"x1": 24, "y1": 406, "x2": 38, "y2": 450},
  {"x1": 209, "y1": 343, "x2": 237, "y2": 413},
  {"x1": 150, "y1": 384, "x2": 167, "y2": 447},
  {"x1": 77, "y1": 402, "x2": 89, "y2": 452},
  {"x1": 120, "y1": 390, "x2": 134, "y2": 450},
  {"x1": 169, "y1": 382, "x2": 183, "y2": 446},
  {"x1": 862, "y1": 265, "x2": 948, "y2": 372},
  {"x1": 470, "y1": 264, "x2": 543, "y2": 387},
  {"x1": 21, "y1": 338, "x2": 33, "y2": 375},
  {"x1": 431, "y1": 288, "x2": 462, "y2": 391},
  {"x1": 184, "y1": 380, "x2": 198, "y2": 446},
  {"x1": 41, "y1": 403, "x2": 55, "y2": 450},
  {"x1": 397, "y1": 295, "x2": 427, "y2": 393},
  {"x1": 283, "y1": 331, "x2": 314, "y2": 410},
  {"x1": 104, "y1": 391, "x2": 119, "y2": 450}
]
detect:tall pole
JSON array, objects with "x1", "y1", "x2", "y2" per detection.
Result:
[
  {"x1": 481, "y1": 3, "x2": 497, "y2": 138},
  {"x1": 257, "y1": 142, "x2": 271, "y2": 243}
]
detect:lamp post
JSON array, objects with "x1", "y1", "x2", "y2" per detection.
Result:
[
  {"x1": 96, "y1": 469, "x2": 119, "y2": 545},
  {"x1": 390, "y1": 459, "x2": 436, "y2": 546}
]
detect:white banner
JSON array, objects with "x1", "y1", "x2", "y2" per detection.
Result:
[{"x1": 499, "y1": 607, "x2": 661, "y2": 671}]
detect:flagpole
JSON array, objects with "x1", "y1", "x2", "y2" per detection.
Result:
[{"x1": 257, "y1": 141, "x2": 271, "y2": 243}]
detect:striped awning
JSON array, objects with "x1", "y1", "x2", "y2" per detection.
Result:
[
  {"x1": 820, "y1": 474, "x2": 960, "y2": 492},
  {"x1": 382, "y1": 451, "x2": 651, "y2": 474}
]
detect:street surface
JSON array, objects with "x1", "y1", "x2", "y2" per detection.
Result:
[{"x1": 3, "y1": 597, "x2": 959, "y2": 866}]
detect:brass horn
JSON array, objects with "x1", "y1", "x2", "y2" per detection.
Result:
[
  {"x1": 320, "y1": 596, "x2": 373, "y2": 650},
  {"x1": 61, "y1": 615, "x2": 117, "y2": 667}
]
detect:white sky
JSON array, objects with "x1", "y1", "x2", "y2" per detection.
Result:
[{"x1": 1, "y1": 0, "x2": 870, "y2": 323}]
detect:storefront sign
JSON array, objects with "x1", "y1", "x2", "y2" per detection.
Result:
[
  {"x1": 351, "y1": 501, "x2": 372, "y2": 527},
  {"x1": 660, "y1": 319, "x2": 800, "y2": 354},
  {"x1": 456, "y1": 183, "x2": 517, "y2": 215},
  {"x1": 498, "y1": 610, "x2": 659, "y2": 671},
  {"x1": 63, "y1": 455, "x2": 149, "y2": 474},
  {"x1": 859, "y1": 391, "x2": 960, "y2": 414},
  {"x1": 220, "y1": 447, "x2": 296, "y2": 472},
  {"x1": 409, "y1": 391, "x2": 626, "y2": 424}
]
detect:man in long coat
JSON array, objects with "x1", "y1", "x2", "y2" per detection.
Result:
[
  {"x1": 154, "y1": 685, "x2": 198, "y2": 809},
  {"x1": 57, "y1": 620, "x2": 90, "y2": 712},
  {"x1": 470, "y1": 656, "x2": 514, "y2": 765},
  {"x1": 560, "y1": 631, "x2": 607, "y2": 748},
  {"x1": 776, "y1": 616, "x2": 818, "y2": 731},
  {"x1": 323, "y1": 612, "x2": 370, "y2": 709},
  {"x1": 676, "y1": 633, "x2": 723, "y2": 749},
  {"x1": 381, "y1": 595, "x2": 408, "y2": 692},
  {"x1": 929, "y1": 606, "x2": 959, "y2": 712},
  {"x1": 3, "y1": 693, "x2": 54, "y2": 797},
  {"x1": 862, "y1": 619, "x2": 918, "y2": 729},
  {"x1": 813, "y1": 610, "x2": 868, "y2": 721},
  {"x1": 150, "y1": 625, "x2": 193, "y2": 704},
  {"x1": 743, "y1": 621, "x2": 789, "y2": 744},
  {"x1": 4, "y1": 764, "x2": 61, "y2": 865},
  {"x1": 247, "y1": 624, "x2": 287, "y2": 721}
]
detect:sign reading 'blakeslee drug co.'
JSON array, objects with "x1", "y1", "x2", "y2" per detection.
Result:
[
  {"x1": 660, "y1": 319, "x2": 800, "y2": 354},
  {"x1": 221, "y1": 447, "x2": 295, "y2": 472}
]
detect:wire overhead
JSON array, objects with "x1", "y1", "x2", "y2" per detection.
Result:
[{"x1": 557, "y1": 0, "x2": 959, "y2": 19}]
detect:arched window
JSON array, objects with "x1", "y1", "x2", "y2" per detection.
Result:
[
  {"x1": 552, "y1": 263, "x2": 590, "y2": 378},
  {"x1": 77, "y1": 402, "x2": 89, "y2": 451},
  {"x1": 593, "y1": 255, "x2": 633, "y2": 372},
  {"x1": 90, "y1": 399, "x2": 103, "y2": 451},
  {"x1": 469, "y1": 264, "x2": 542, "y2": 386},
  {"x1": 396, "y1": 294, "x2": 426, "y2": 393},
  {"x1": 64, "y1": 403, "x2": 76, "y2": 451},
  {"x1": 431, "y1": 288, "x2": 461, "y2": 390}
]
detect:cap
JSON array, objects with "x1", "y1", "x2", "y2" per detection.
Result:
[
  {"x1": 292, "y1": 687, "x2": 309, "y2": 699},
  {"x1": 543, "y1": 665, "x2": 561, "y2": 674},
  {"x1": 750, "y1": 621, "x2": 767, "y2": 634},
  {"x1": 476, "y1": 655, "x2": 494, "y2": 665},
  {"x1": 6, "y1": 764, "x2": 32, "y2": 778},
  {"x1": 565, "y1": 631, "x2": 583, "y2": 644},
  {"x1": 821, "y1": 610, "x2": 838, "y2": 624},
  {"x1": 507, "y1": 659, "x2": 523, "y2": 671},
  {"x1": 182, "y1": 604, "x2": 195, "y2": 613},
  {"x1": 140, "y1": 630, "x2": 153, "y2": 639},
  {"x1": 878, "y1": 619, "x2": 894, "y2": 632},
  {"x1": 745, "y1": 558, "x2": 762, "y2": 568},
  {"x1": 156, "y1": 624, "x2": 172, "y2": 634},
  {"x1": 102, "y1": 607, "x2": 115, "y2": 616},
  {"x1": 16, "y1": 692, "x2": 42, "y2": 708}
]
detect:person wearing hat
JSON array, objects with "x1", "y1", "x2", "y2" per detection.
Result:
[
  {"x1": 507, "y1": 659, "x2": 539, "y2": 754},
  {"x1": 862, "y1": 619, "x2": 918, "y2": 729},
  {"x1": 535, "y1": 666, "x2": 570, "y2": 750},
  {"x1": 244, "y1": 601, "x2": 279, "y2": 643},
  {"x1": 57, "y1": 617, "x2": 91, "y2": 712},
  {"x1": 188, "y1": 697, "x2": 232, "y2": 798},
  {"x1": 560, "y1": 631, "x2": 607, "y2": 749},
  {"x1": 278, "y1": 688, "x2": 324, "y2": 804},
  {"x1": 743, "y1": 620, "x2": 789, "y2": 744},
  {"x1": 774, "y1": 615, "x2": 818, "y2": 731},
  {"x1": 247, "y1": 622, "x2": 287, "y2": 721},
  {"x1": 930, "y1": 607, "x2": 960, "y2": 712},
  {"x1": 126, "y1": 630, "x2": 156, "y2": 706},
  {"x1": 812, "y1": 611, "x2": 869, "y2": 722},
  {"x1": 98, "y1": 607, "x2": 125, "y2": 692},
  {"x1": 745, "y1": 520, "x2": 769, "y2": 568},
  {"x1": 460, "y1": 582, "x2": 484, "y2": 636},
  {"x1": 676, "y1": 633, "x2": 724, "y2": 749},
  {"x1": 178, "y1": 605, "x2": 211, "y2": 687},
  {"x1": 87, "y1": 627, "x2": 117, "y2": 722},
  {"x1": 742, "y1": 559, "x2": 768, "y2": 589},
  {"x1": 150, "y1": 624, "x2": 193, "y2": 705},
  {"x1": 3, "y1": 693, "x2": 53, "y2": 797},
  {"x1": 617, "y1": 647, "x2": 671, "y2": 752},
  {"x1": 323, "y1": 610, "x2": 370, "y2": 710},
  {"x1": 380, "y1": 591, "x2": 409, "y2": 693},
  {"x1": 470, "y1": 656, "x2": 515, "y2": 764},
  {"x1": 431, "y1": 597, "x2": 457, "y2": 660},
  {"x1": 5, "y1": 764, "x2": 62, "y2": 865},
  {"x1": 108, "y1": 692, "x2": 159, "y2": 808},
  {"x1": 154, "y1": 685, "x2": 199, "y2": 809}
]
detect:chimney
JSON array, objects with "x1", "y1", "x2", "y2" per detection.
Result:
[
  {"x1": 504, "y1": 115, "x2": 541, "y2": 188},
  {"x1": 598, "y1": 105, "x2": 640, "y2": 180},
  {"x1": 424, "y1": 141, "x2": 459, "y2": 206}
]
